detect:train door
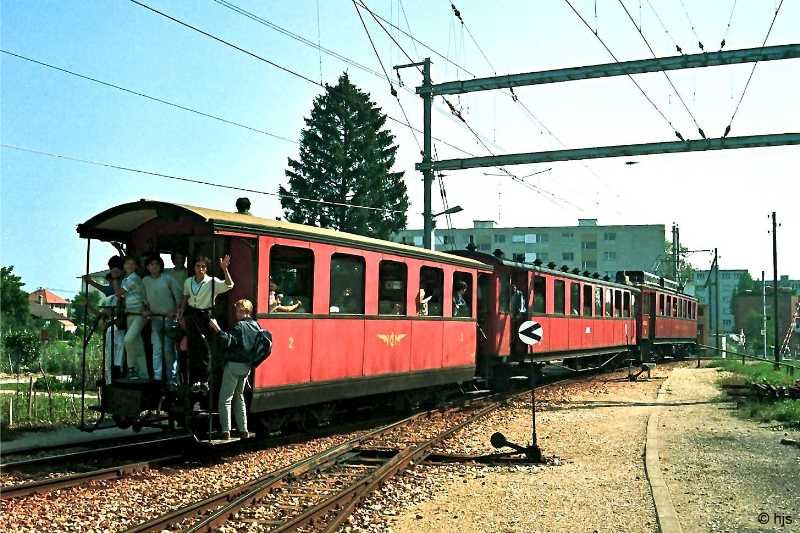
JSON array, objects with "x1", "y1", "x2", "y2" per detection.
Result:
[
  {"x1": 510, "y1": 269, "x2": 529, "y2": 356},
  {"x1": 476, "y1": 272, "x2": 492, "y2": 355}
]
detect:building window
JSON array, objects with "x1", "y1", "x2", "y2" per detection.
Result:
[
  {"x1": 524, "y1": 252, "x2": 537, "y2": 263},
  {"x1": 538, "y1": 253, "x2": 548, "y2": 261},
  {"x1": 378, "y1": 261, "x2": 406, "y2": 315},
  {"x1": 412, "y1": 236, "x2": 423, "y2": 246},
  {"x1": 494, "y1": 234, "x2": 506, "y2": 243},
  {"x1": 512, "y1": 234, "x2": 525, "y2": 243},
  {"x1": 603, "y1": 251, "x2": 617, "y2": 261},
  {"x1": 443, "y1": 235, "x2": 455, "y2": 245},
  {"x1": 419, "y1": 266, "x2": 444, "y2": 316},
  {"x1": 452, "y1": 271, "x2": 472, "y2": 317},
  {"x1": 562, "y1": 232, "x2": 574, "y2": 239},
  {"x1": 330, "y1": 254, "x2": 365, "y2": 314},
  {"x1": 582, "y1": 260, "x2": 597, "y2": 270},
  {"x1": 539, "y1": 233, "x2": 549, "y2": 243},
  {"x1": 533, "y1": 275, "x2": 546, "y2": 314},
  {"x1": 512, "y1": 253, "x2": 525, "y2": 263},
  {"x1": 524, "y1": 234, "x2": 537, "y2": 244},
  {"x1": 603, "y1": 232, "x2": 617, "y2": 241},
  {"x1": 723, "y1": 319, "x2": 732, "y2": 328},
  {"x1": 554, "y1": 280, "x2": 566, "y2": 315},
  {"x1": 583, "y1": 284, "x2": 593, "y2": 316},
  {"x1": 269, "y1": 245, "x2": 314, "y2": 313},
  {"x1": 581, "y1": 241, "x2": 597, "y2": 250},
  {"x1": 479, "y1": 243, "x2": 491, "y2": 252},
  {"x1": 722, "y1": 272, "x2": 731, "y2": 280},
  {"x1": 562, "y1": 252, "x2": 575, "y2": 261},
  {"x1": 570, "y1": 282, "x2": 581, "y2": 316}
]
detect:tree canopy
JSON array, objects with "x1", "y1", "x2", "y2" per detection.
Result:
[
  {"x1": 1, "y1": 266, "x2": 30, "y2": 330},
  {"x1": 280, "y1": 73, "x2": 409, "y2": 240}
]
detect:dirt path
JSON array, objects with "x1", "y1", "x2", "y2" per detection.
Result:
[{"x1": 659, "y1": 367, "x2": 800, "y2": 532}]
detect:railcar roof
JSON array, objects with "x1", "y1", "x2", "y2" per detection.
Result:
[{"x1": 77, "y1": 200, "x2": 490, "y2": 270}]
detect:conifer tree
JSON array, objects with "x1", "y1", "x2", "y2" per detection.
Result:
[{"x1": 281, "y1": 73, "x2": 409, "y2": 239}]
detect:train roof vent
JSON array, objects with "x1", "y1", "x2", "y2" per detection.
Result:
[
  {"x1": 603, "y1": 275, "x2": 611, "y2": 281},
  {"x1": 582, "y1": 270, "x2": 591, "y2": 277},
  {"x1": 236, "y1": 197, "x2": 251, "y2": 214},
  {"x1": 547, "y1": 262, "x2": 557, "y2": 269},
  {"x1": 465, "y1": 236, "x2": 477, "y2": 252},
  {"x1": 571, "y1": 268, "x2": 581, "y2": 275},
  {"x1": 560, "y1": 265, "x2": 570, "y2": 272},
  {"x1": 493, "y1": 248, "x2": 505, "y2": 259},
  {"x1": 592, "y1": 273, "x2": 600, "y2": 279},
  {"x1": 533, "y1": 258, "x2": 543, "y2": 266}
]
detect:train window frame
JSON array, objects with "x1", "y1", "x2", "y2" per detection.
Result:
[
  {"x1": 623, "y1": 292, "x2": 631, "y2": 318},
  {"x1": 595, "y1": 287, "x2": 602, "y2": 317},
  {"x1": 269, "y1": 245, "x2": 315, "y2": 314},
  {"x1": 419, "y1": 266, "x2": 444, "y2": 317},
  {"x1": 672, "y1": 296, "x2": 678, "y2": 317},
  {"x1": 329, "y1": 253, "x2": 365, "y2": 315},
  {"x1": 583, "y1": 284, "x2": 593, "y2": 316},
  {"x1": 452, "y1": 271, "x2": 473, "y2": 318},
  {"x1": 658, "y1": 294, "x2": 665, "y2": 316},
  {"x1": 570, "y1": 282, "x2": 581, "y2": 316},
  {"x1": 477, "y1": 273, "x2": 491, "y2": 316},
  {"x1": 604, "y1": 288, "x2": 612, "y2": 317},
  {"x1": 378, "y1": 260, "x2": 407, "y2": 316},
  {"x1": 532, "y1": 275, "x2": 546, "y2": 314},
  {"x1": 554, "y1": 279, "x2": 566, "y2": 315},
  {"x1": 665, "y1": 295, "x2": 671, "y2": 317},
  {"x1": 613, "y1": 289, "x2": 622, "y2": 318}
]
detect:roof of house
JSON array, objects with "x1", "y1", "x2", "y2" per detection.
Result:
[{"x1": 28, "y1": 288, "x2": 69, "y2": 305}]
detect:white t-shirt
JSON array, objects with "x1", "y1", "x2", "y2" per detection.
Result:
[{"x1": 183, "y1": 274, "x2": 233, "y2": 310}]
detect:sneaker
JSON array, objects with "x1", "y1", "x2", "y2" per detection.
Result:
[
  {"x1": 233, "y1": 430, "x2": 254, "y2": 439},
  {"x1": 216, "y1": 431, "x2": 231, "y2": 441}
]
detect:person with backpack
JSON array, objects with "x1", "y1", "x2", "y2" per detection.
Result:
[{"x1": 208, "y1": 298, "x2": 271, "y2": 440}]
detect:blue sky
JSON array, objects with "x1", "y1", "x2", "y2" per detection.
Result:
[{"x1": 2, "y1": 0, "x2": 798, "y2": 300}]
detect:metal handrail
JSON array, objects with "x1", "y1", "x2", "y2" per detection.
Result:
[{"x1": 696, "y1": 343, "x2": 799, "y2": 372}]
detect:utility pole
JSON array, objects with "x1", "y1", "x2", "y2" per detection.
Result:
[
  {"x1": 421, "y1": 58, "x2": 433, "y2": 249},
  {"x1": 671, "y1": 223, "x2": 677, "y2": 280},
  {"x1": 676, "y1": 224, "x2": 681, "y2": 283},
  {"x1": 762, "y1": 270, "x2": 767, "y2": 359},
  {"x1": 714, "y1": 247, "x2": 720, "y2": 353},
  {"x1": 772, "y1": 211, "x2": 779, "y2": 364}
]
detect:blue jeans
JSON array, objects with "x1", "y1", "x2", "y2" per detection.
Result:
[
  {"x1": 218, "y1": 361, "x2": 251, "y2": 433},
  {"x1": 150, "y1": 317, "x2": 176, "y2": 383}
]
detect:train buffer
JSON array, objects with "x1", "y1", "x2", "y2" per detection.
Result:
[{"x1": 627, "y1": 359, "x2": 655, "y2": 381}]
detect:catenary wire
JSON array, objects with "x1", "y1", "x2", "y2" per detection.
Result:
[
  {"x1": 1, "y1": 144, "x2": 407, "y2": 214},
  {"x1": 449, "y1": 2, "x2": 496, "y2": 74},
  {"x1": 678, "y1": 0, "x2": 705, "y2": 51},
  {"x1": 724, "y1": 0, "x2": 785, "y2": 137},
  {"x1": 720, "y1": 0, "x2": 738, "y2": 50},
  {"x1": 643, "y1": 0, "x2": 684, "y2": 54},
  {"x1": 616, "y1": 0, "x2": 706, "y2": 138},
  {"x1": 1, "y1": 49, "x2": 298, "y2": 144},
  {"x1": 562, "y1": 0, "x2": 687, "y2": 141}
]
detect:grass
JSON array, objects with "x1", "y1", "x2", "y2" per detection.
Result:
[
  {"x1": 710, "y1": 359, "x2": 800, "y2": 429},
  {"x1": 0, "y1": 390, "x2": 99, "y2": 439}
]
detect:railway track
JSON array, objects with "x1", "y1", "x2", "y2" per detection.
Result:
[{"x1": 121, "y1": 386, "x2": 536, "y2": 532}]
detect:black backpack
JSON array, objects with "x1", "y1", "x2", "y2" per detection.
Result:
[{"x1": 250, "y1": 327, "x2": 273, "y2": 367}]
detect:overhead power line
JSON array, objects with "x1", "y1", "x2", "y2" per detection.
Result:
[
  {"x1": 725, "y1": 0, "x2": 785, "y2": 137},
  {"x1": 562, "y1": 0, "x2": 687, "y2": 141},
  {"x1": 644, "y1": 0, "x2": 684, "y2": 54},
  {"x1": 2, "y1": 144, "x2": 406, "y2": 214},
  {"x1": 1, "y1": 49, "x2": 298, "y2": 144},
  {"x1": 720, "y1": 0, "x2": 738, "y2": 50},
  {"x1": 678, "y1": 0, "x2": 705, "y2": 51},
  {"x1": 616, "y1": 0, "x2": 706, "y2": 139}
]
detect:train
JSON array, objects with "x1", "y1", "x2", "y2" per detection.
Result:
[{"x1": 76, "y1": 199, "x2": 697, "y2": 439}]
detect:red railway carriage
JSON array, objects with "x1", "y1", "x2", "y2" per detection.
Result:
[
  {"x1": 619, "y1": 271, "x2": 698, "y2": 359},
  {"x1": 452, "y1": 251, "x2": 638, "y2": 372},
  {"x1": 77, "y1": 200, "x2": 489, "y2": 434}
]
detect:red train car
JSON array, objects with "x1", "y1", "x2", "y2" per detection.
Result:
[
  {"x1": 619, "y1": 271, "x2": 698, "y2": 359},
  {"x1": 453, "y1": 251, "x2": 638, "y2": 375},
  {"x1": 77, "y1": 200, "x2": 489, "y2": 434}
]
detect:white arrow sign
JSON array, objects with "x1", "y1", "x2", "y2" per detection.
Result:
[{"x1": 518, "y1": 320, "x2": 544, "y2": 345}]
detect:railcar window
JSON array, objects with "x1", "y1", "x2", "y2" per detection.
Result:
[
  {"x1": 532, "y1": 275, "x2": 546, "y2": 314},
  {"x1": 419, "y1": 266, "x2": 444, "y2": 317},
  {"x1": 623, "y1": 292, "x2": 631, "y2": 318},
  {"x1": 667, "y1": 296, "x2": 673, "y2": 317},
  {"x1": 269, "y1": 245, "x2": 314, "y2": 313},
  {"x1": 570, "y1": 283, "x2": 581, "y2": 316},
  {"x1": 378, "y1": 261, "x2": 407, "y2": 315},
  {"x1": 658, "y1": 294, "x2": 665, "y2": 316},
  {"x1": 554, "y1": 280, "x2": 566, "y2": 315},
  {"x1": 643, "y1": 293, "x2": 651, "y2": 315},
  {"x1": 452, "y1": 271, "x2": 473, "y2": 318},
  {"x1": 583, "y1": 284, "x2": 592, "y2": 316},
  {"x1": 330, "y1": 254, "x2": 365, "y2": 314},
  {"x1": 614, "y1": 290, "x2": 622, "y2": 317},
  {"x1": 672, "y1": 297, "x2": 678, "y2": 318},
  {"x1": 498, "y1": 272, "x2": 511, "y2": 313},
  {"x1": 604, "y1": 288, "x2": 612, "y2": 317},
  {"x1": 477, "y1": 274, "x2": 491, "y2": 315},
  {"x1": 595, "y1": 287, "x2": 602, "y2": 317}
]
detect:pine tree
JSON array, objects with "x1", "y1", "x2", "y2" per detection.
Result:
[{"x1": 281, "y1": 73, "x2": 409, "y2": 239}]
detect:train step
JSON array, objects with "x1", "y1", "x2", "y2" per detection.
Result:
[{"x1": 464, "y1": 389, "x2": 491, "y2": 396}]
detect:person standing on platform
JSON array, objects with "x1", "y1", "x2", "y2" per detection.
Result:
[
  {"x1": 176, "y1": 255, "x2": 234, "y2": 386},
  {"x1": 166, "y1": 251, "x2": 189, "y2": 288},
  {"x1": 143, "y1": 256, "x2": 182, "y2": 384},
  {"x1": 118, "y1": 256, "x2": 147, "y2": 378}
]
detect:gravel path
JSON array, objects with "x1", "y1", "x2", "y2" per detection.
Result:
[
  {"x1": 347, "y1": 365, "x2": 685, "y2": 533},
  {"x1": 659, "y1": 367, "x2": 800, "y2": 532}
]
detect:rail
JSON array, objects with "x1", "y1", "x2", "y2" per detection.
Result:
[{"x1": 696, "y1": 343, "x2": 798, "y2": 376}]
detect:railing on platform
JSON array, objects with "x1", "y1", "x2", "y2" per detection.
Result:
[{"x1": 695, "y1": 343, "x2": 798, "y2": 377}]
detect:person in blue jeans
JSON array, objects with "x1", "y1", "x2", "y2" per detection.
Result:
[{"x1": 208, "y1": 298, "x2": 260, "y2": 440}]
